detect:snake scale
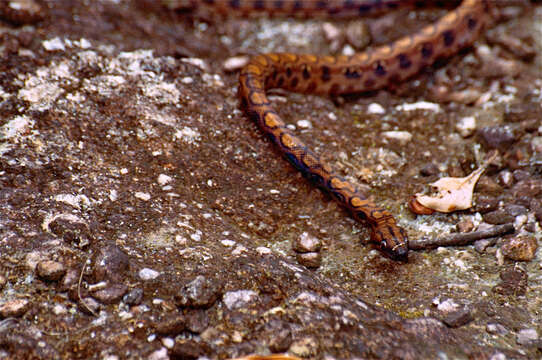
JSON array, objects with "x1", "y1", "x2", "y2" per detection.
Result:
[{"x1": 188, "y1": 0, "x2": 490, "y2": 261}]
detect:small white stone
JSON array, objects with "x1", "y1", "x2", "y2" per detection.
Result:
[
  {"x1": 396, "y1": 101, "x2": 441, "y2": 112},
  {"x1": 157, "y1": 174, "x2": 173, "y2": 185},
  {"x1": 223, "y1": 56, "x2": 249, "y2": 72},
  {"x1": 437, "y1": 299, "x2": 459, "y2": 313},
  {"x1": 256, "y1": 246, "x2": 271, "y2": 255},
  {"x1": 161, "y1": 338, "x2": 175, "y2": 349},
  {"x1": 42, "y1": 37, "x2": 65, "y2": 51},
  {"x1": 134, "y1": 192, "x2": 151, "y2": 201},
  {"x1": 139, "y1": 268, "x2": 160, "y2": 281},
  {"x1": 149, "y1": 347, "x2": 169, "y2": 360},
  {"x1": 517, "y1": 328, "x2": 538, "y2": 345},
  {"x1": 221, "y1": 239, "x2": 236, "y2": 247},
  {"x1": 367, "y1": 103, "x2": 385, "y2": 114},
  {"x1": 381, "y1": 131, "x2": 412, "y2": 145},
  {"x1": 456, "y1": 116, "x2": 476, "y2": 137},
  {"x1": 297, "y1": 119, "x2": 312, "y2": 129},
  {"x1": 181, "y1": 77, "x2": 194, "y2": 84},
  {"x1": 223, "y1": 290, "x2": 258, "y2": 310}
]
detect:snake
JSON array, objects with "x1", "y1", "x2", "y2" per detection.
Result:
[{"x1": 187, "y1": 0, "x2": 490, "y2": 261}]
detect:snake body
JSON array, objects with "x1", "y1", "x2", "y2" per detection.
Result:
[{"x1": 193, "y1": 0, "x2": 490, "y2": 261}]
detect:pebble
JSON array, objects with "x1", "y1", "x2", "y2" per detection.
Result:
[
  {"x1": 48, "y1": 216, "x2": 92, "y2": 247},
  {"x1": 222, "y1": 290, "x2": 258, "y2": 311},
  {"x1": 474, "y1": 238, "x2": 497, "y2": 253},
  {"x1": 482, "y1": 209, "x2": 514, "y2": 225},
  {"x1": 486, "y1": 323, "x2": 508, "y2": 335},
  {"x1": 185, "y1": 310, "x2": 209, "y2": 333},
  {"x1": 296, "y1": 119, "x2": 312, "y2": 129},
  {"x1": 476, "y1": 125, "x2": 516, "y2": 151},
  {"x1": 175, "y1": 275, "x2": 222, "y2": 308},
  {"x1": 419, "y1": 163, "x2": 439, "y2": 177},
  {"x1": 492, "y1": 267, "x2": 527, "y2": 296},
  {"x1": 155, "y1": 313, "x2": 186, "y2": 335},
  {"x1": 123, "y1": 288, "x2": 144, "y2": 306},
  {"x1": 345, "y1": 20, "x2": 370, "y2": 49},
  {"x1": 0, "y1": 274, "x2": 6, "y2": 290},
  {"x1": 269, "y1": 328, "x2": 292, "y2": 353},
  {"x1": 0, "y1": 299, "x2": 30, "y2": 318},
  {"x1": 148, "y1": 347, "x2": 169, "y2": 360},
  {"x1": 58, "y1": 268, "x2": 79, "y2": 292},
  {"x1": 138, "y1": 268, "x2": 160, "y2": 281},
  {"x1": 296, "y1": 252, "x2": 322, "y2": 268},
  {"x1": 457, "y1": 218, "x2": 474, "y2": 233},
  {"x1": 293, "y1": 232, "x2": 322, "y2": 253},
  {"x1": 501, "y1": 235, "x2": 538, "y2": 261},
  {"x1": 517, "y1": 328, "x2": 538, "y2": 345},
  {"x1": 456, "y1": 116, "x2": 476, "y2": 137},
  {"x1": 442, "y1": 307, "x2": 474, "y2": 328},
  {"x1": 289, "y1": 337, "x2": 318, "y2": 357},
  {"x1": 222, "y1": 55, "x2": 249, "y2": 72},
  {"x1": 170, "y1": 339, "x2": 209, "y2": 360},
  {"x1": 381, "y1": 131, "x2": 412, "y2": 145},
  {"x1": 79, "y1": 297, "x2": 101, "y2": 315},
  {"x1": 92, "y1": 283, "x2": 128, "y2": 304},
  {"x1": 36, "y1": 260, "x2": 66, "y2": 281},
  {"x1": 92, "y1": 245, "x2": 130, "y2": 282},
  {"x1": 367, "y1": 103, "x2": 385, "y2": 114},
  {"x1": 497, "y1": 170, "x2": 513, "y2": 187},
  {"x1": 473, "y1": 195, "x2": 499, "y2": 213},
  {"x1": 504, "y1": 204, "x2": 528, "y2": 217}
]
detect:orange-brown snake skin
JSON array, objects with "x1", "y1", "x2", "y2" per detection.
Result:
[{"x1": 194, "y1": 0, "x2": 490, "y2": 261}]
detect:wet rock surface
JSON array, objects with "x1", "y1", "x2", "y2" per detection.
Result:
[{"x1": 0, "y1": 1, "x2": 541, "y2": 359}]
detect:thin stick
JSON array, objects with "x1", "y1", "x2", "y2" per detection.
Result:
[{"x1": 409, "y1": 223, "x2": 515, "y2": 250}]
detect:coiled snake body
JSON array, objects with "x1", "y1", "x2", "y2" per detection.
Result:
[{"x1": 191, "y1": 0, "x2": 490, "y2": 261}]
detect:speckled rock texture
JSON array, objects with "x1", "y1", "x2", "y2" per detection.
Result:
[{"x1": 0, "y1": 0, "x2": 541, "y2": 359}]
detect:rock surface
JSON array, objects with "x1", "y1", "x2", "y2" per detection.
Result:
[{"x1": 0, "y1": 1, "x2": 541, "y2": 359}]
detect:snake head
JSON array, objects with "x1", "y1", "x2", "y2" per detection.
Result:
[{"x1": 371, "y1": 223, "x2": 409, "y2": 262}]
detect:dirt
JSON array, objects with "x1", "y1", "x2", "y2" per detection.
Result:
[{"x1": 0, "y1": 0, "x2": 541, "y2": 359}]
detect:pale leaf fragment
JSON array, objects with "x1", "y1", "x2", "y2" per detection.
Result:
[{"x1": 411, "y1": 154, "x2": 496, "y2": 214}]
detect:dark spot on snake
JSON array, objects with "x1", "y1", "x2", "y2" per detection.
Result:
[
  {"x1": 344, "y1": 68, "x2": 361, "y2": 79},
  {"x1": 421, "y1": 42, "x2": 433, "y2": 58},
  {"x1": 229, "y1": 0, "x2": 240, "y2": 9},
  {"x1": 286, "y1": 67, "x2": 292, "y2": 78},
  {"x1": 443, "y1": 30, "x2": 455, "y2": 47},
  {"x1": 358, "y1": 5, "x2": 371, "y2": 14},
  {"x1": 467, "y1": 16, "x2": 477, "y2": 30},
  {"x1": 316, "y1": 0, "x2": 327, "y2": 9},
  {"x1": 271, "y1": 69, "x2": 278, "y2": 80},
  {"x1": 374, "y1": 62, "x2": 387, "y2": 77},
  {"x1": 321, "y1": 66, "x2": 331, "y2": 82},
  {"x1": 386, "y1": 1, "x2": 399, "y2": 9},
  {"x1": 293, "y1": 1, "x2": 303, "y2": 10},
  {"x1": 203, "y1": 0, "x2": 215, "y2": 4},
  {"x1": 277, "y1": 76, "x2": 284, "y2": 88},
  {"x1": 356, "y1": 211, "x2": 367, "y2": 221},
  {"x1": 302, "y1": 67, "x2": 310, "y2": 80},
  {"x1": 331, "y1": 191, "x2": 346, "y2": 203},
  {"x1": 344, "y1": 0, "x2": 355, "y2": 8},
  {"x1": 253, "y1": 0, "x2": 264, "y2": 10},
  {"x1": 290, "y1": 76, "x2": 299, "y2": 88},
  {"x1": 246, "y1": 109, "x2": 260, "y2": 124},
  {"x1": 397, "y1": 53, "x2": 411, "y2": 69},
  {"x1": 306, "y1": 81, "x2": 317, "y2": 93},
  {"x1": 273, "y1": 0, "x2": 284, "y2": 9},
  {"x1": 330, "y1": 83, "x2": 340, "y2": 95}
]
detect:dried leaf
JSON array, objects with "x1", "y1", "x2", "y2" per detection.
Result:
[{"x1": 410, "y1": 154, "x2": 496, "y2": 214}]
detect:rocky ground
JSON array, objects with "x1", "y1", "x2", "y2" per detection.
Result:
[{"x1": 0, "y1": 0, "x2": 541, "y2": 359}]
